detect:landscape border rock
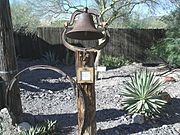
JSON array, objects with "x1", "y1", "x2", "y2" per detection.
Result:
[{"x1": 0, "y1": 108, "x2": 18, "y2": 135}]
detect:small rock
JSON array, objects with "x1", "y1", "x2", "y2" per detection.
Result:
[
  {"x1": 0, "y1": 108, "x2": 18, "y2": 134},
  {"x1": 48, "y1": 90, "x2": 53, "y2": 94},
  {"x1": 68, "y1": 87, "x2": 73, "y2": 90},
  {"x1": 163, "y1": 76, "x2": 176, "y2": 82},
  {"x1": 151, "y1": 128, "x2": 157, "y2": 131},
  {"x1": 167, "y1": 73, "x2": 180, "y2": 81},
  {"x1": 131, "y1": 113, "x2": 144, "y2": 124},
  {"x1": 39, "y1": 93, "x2": 45, "y2": 98},
  {"x1": 162, "y1": 124, "x2": 168, "y2": 128},
  {"x1": 32, "y1": 94, "x2": 39, "y2": 98},
  {"x1": 20, "y1": 113, "x2": 35, "y2": 125},
  {"x1": 121, "y1": 117, "x2": 128, "y2": 124},
  {"x1": 115, "y1": 94, "x2": 121, "y2": 98},
  {"x1": 173, "y1": 123, "x2": 180, "y2": 133},
  {"x1": 18, "y1": 122, "x2": 31, "y2": 132},
  {"x1": 160, "y1": 92, "x2": 172, "y2": 103},
  {"x1": 65, "y1": 96, "x2": 71, "y2": 101},
  {"x1": 171, "y1": 128, "x2": 180, "y2": 135}
]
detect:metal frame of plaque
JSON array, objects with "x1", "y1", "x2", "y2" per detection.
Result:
[{"x1": 77, "y1": 67, "x2": 94, "y2": 83}]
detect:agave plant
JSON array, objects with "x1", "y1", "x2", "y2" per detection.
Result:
[
  {"x1": 18, "y1": 120, "x2": 56, "y2": 135},
  {"x1": 122, "y1": 70, "x2": 167, "y2": 118}
]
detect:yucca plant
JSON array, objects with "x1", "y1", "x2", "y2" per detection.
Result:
[
  {"x1": 122, "y1": 70, "x2": 167, "y2": 118},
  {"x1": 17, "y1": 120, "x2": 56, "y2": 135}
]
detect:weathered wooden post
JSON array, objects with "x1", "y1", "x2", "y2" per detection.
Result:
[
  {"x1": 62, "y1": 7, "x2": 109, "y2": 135},
  {"x1": 0, "y1": 0, "x2": 22, "y2": 121}
]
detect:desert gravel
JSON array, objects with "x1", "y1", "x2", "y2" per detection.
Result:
[{"x1": 17, "y1": 59, "x2": 180, "y2": 135}]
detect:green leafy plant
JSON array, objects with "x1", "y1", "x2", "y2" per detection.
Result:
[
  {"x1": 146, "y1": 9, "x2": 180, "y2": 68},
  {"x1": 146, "y1": 38, "x2": 180, "y2": 68},
  {"x1": 122, "y1": 70, "x2": 167, "y2": 118},
  {"x1": 100, "y1": 54, "x2": 129, "y2": 69},
  {"x1": 17, "y1": 120, "x2": 56, "y2": 135},
  {"x1": 42, "y1": 50, "x2": 60, "y2": 66}
]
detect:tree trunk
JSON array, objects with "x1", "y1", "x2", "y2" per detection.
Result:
[
  {"x1": 76, "y1": 51, "x2": 97, "y2": 135},
  {"x1": 0, "y1": 0, "x2": 22, "y2": 122}
]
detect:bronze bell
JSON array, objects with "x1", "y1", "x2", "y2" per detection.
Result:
[{"x1": 66, "y1": 12, "x2": 104, "y2": 40}]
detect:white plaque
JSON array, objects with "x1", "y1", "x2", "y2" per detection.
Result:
[
  {"x1": 97, "y1": 66, "x2": 106, "y2": 72},
  {"x1": 77, "y1": 67, "x2": 94, "y2": 83},
  {"x1": 80, "y1": 71, "x2": 91, "y2": 81}
]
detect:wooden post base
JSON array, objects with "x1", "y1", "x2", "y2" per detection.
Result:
[{"x1": 76, "y1": 51, "x2": 97, "y2": 135}]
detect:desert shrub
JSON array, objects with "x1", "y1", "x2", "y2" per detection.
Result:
[
  {"x1": 146, "y1": 38, "x2": 180, "y2": 68},
  {"x1": 100, "y1": 54, "x2": 130, "y2": 68},
  {"x1": 42, "y1": 50, "x2": 60, "y2": 66},
  {"x1": 17, "y1": 120, "x2": 56, "y2": 135},
  {"x1": 122, "y1": 70, "x2": 167, "y2": 118},
  {"x1": 146, "y1": 9, "x2": 180, "y2": 68}
]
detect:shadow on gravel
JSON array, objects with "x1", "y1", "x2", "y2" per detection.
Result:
[
  {"x1": 156, "y1": 98, "x2": 180, "y2": 124},
  {"x1": 19, "y1": 70, "x2": 73, "y2": 92},
  {"x1": 97, "y1": 98, "x2": 180, "y2": 135},
  {"x1": 17, "y1": 63, "x2": 76, "y2": 92},
  {"x1": 96, "y1": 109, "x2": 125, "y2": 122},
  {"x1": 21, "y1": 109, "x2": 124, "y2": 134},
  {"x1": 20, "y1": 99, "x2": 180, "y2": 135},
  {"x1": 19, "y1": 81, "x2": 72, "y2": 92},
  {"x1": 100, "y1": 75, "x2": 130, "y2": 80}
]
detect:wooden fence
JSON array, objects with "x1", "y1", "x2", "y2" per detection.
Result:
[{"x1": 14, "y1": 27, "x2": 165, "y2": 62}]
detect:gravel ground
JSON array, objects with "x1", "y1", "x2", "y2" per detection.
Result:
[{"x1": 17, "y1": 59, "x2": 180, "y2": 135}]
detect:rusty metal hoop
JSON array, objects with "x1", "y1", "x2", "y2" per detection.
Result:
[{"x1": 5, "y1": 65, "x2": 79, "y2": 107}]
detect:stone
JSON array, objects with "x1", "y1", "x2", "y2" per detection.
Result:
[
  {"x1": 48, "y1": 90, "x2": 53, "y2": 94},
  {"x1": 131, "y1": 113, "x2": 144, "y2": 124},
  {"x1": 162, "y1": 124, "x2": 168, "y2": 128},
  {"x1": 121, "y1": 116, "x2": 130, "y2": 125},
  {"x1": 115, "y1": 94, "x2": 121, "y2": 98},
  {"x1": 171, "y1": 128, "x2": 180, "y2": 135},
  {"x1": 173, "y1": 123, "x2": 180, "y2": 133},
  {"x1": 0, "y1": 108, "x2": 18, "y2": 134},
  {"x1": 18, "y1": 122, "x2": 31, "y2": 132},
  {"x1": 166, "y1": 73, "x2": 180, "y2": 82},
  {"x1": 163, "y1": 76, "x2": 176, "y2": 82},
  {"x1": 160, "y1": 92, "x2": 172, "y2": 103},
  {"x1": 65, "y1": 96, "x2": 71, "y2": 101}
]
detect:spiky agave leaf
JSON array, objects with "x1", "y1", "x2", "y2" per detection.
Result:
[
  {"x1": 122, "y1": 69, "x2": 167, "y2": 118},
  {"x1": 17, "y1": 120, "x2": 56, "y2": 135}
]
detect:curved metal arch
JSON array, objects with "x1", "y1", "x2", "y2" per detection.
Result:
[{"x1": 5, "y1": 65, "x2": 78, "y2": 107}]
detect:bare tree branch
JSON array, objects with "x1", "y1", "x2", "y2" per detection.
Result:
[
  {"x1": 97, "y1": 0, "x2": 159, "y2": 25},
  {"x1": 170, "y1": 0, "x2": 180, "y2": 8},
  {"x1": 27, "y1": 0, "x2": 84, "y2": 20}
]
